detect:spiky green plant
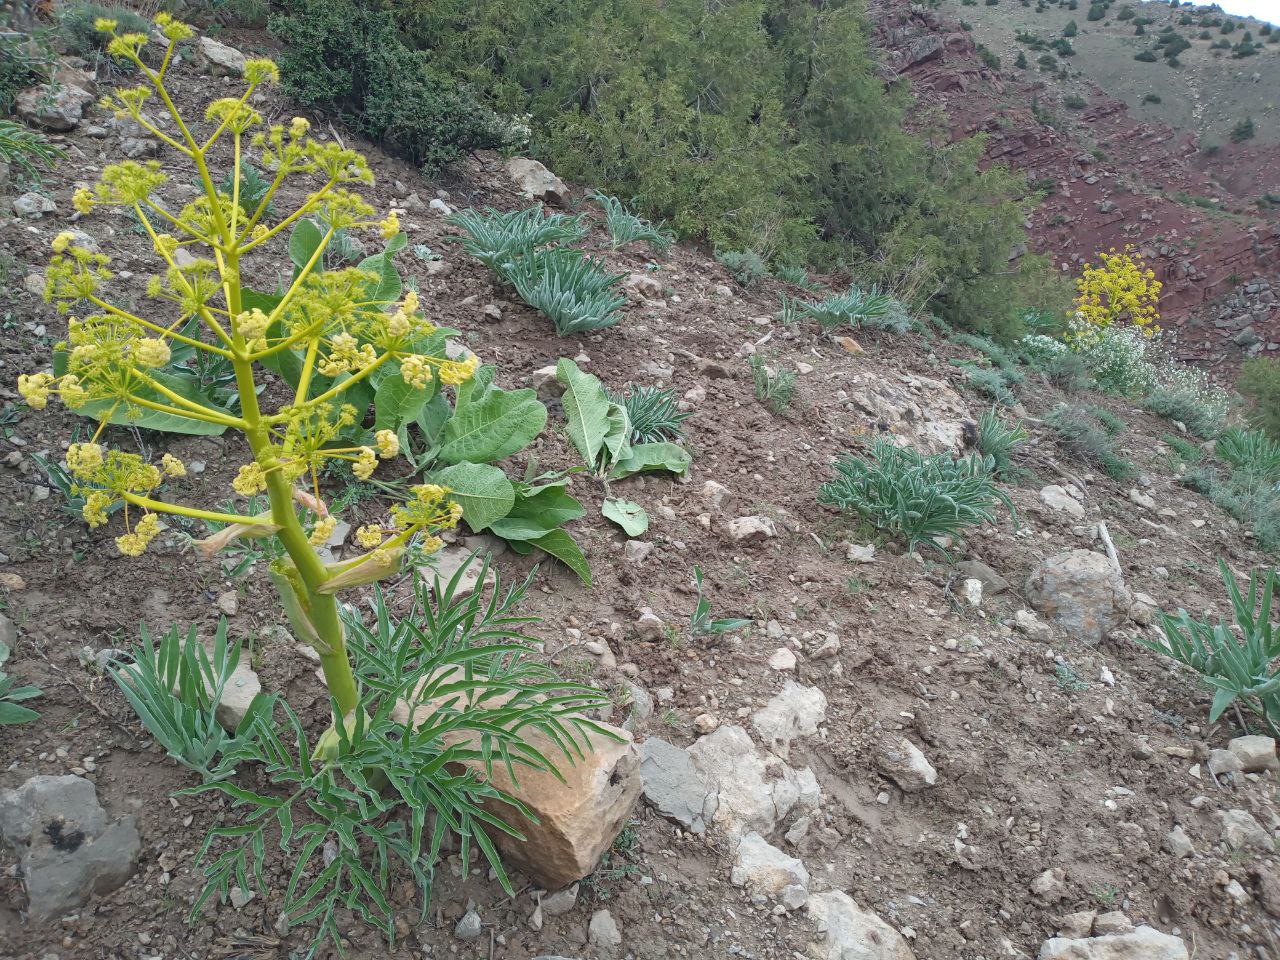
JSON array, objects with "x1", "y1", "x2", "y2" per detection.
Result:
[
  {"x1": 750, "y1": 354, "x2": 796, "y2": 414},
  {"x1": 1216, "y1": 427, "x2": 1280, "y2": 481},
  {"x1": 505, "y1": 247, "x2": 626, "y2": 335},
  {"x1": 448, "y1": 206, "x2": 587, "y2": 272},
  {"x1": 0, "y1": 120, "x2": 64, "y2": 185},
  {"x1": 797, "y1": 287, "x2": 895, "y2": 331},
  {"x1": 977, "y1": 407, "x2": 1027, "y2": 477},
  {"x1": 609, "y1": 384, "x2": 690, "y2": 443},
  {"x1": 818, "y1": 438, "x2": 1014, "y2": 558},
  {"x1": 1140, "y1": 559, "x2": 1280, "y2": 737},
  {"x1": 588, "y1": 191, "x2": 673, "y2": 252}
]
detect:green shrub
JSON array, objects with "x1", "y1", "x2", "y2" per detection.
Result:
[
  {"x1": 1230, "y1": 118, "x2": 1256, "y2": 143},
  {"x1": 1163, "y1": 433, "x2": 1202, "y2": 465},
  {"x1": 1141, "y1": 560, "x2": 1280, "y2": 736},
  {"x1": 977, "y1": 407, "x2": 1028, "y2": 477},
  {"x1": 271, "y1": 0, "x2": 516, "y2": 173},
  {"x1": 57, "y1": 3, "x2": 150, "y2": 58},
  {"x1": 750, "y1": 354, "x2": 796, "y2": 414},
  {"x1": 0, "y1": 35, "x2": 51, "y2": 114},
  {"x1": 818, "y1": 438, "x2": 1013, "y2": 558},
  {"x1": 1046, "y1": 404, "x2": 1135, "y2": 480},
  {"x1": 1216, "y1": 427, "x2": 1280, "y2": 481},
  {"x1": 963, "y1": 365, "x2": 1018, "y2": 406},
  {"x1": 448, "y1": 206, "x2": 587, "y2": 273},
  {"x1": 1086, "y1": 4, "x2": 1105, "y2": 20},
  {"x1": 0, "y1": 120, "x2": 63, "y2": 184},
  {"x1": 717, "y1": 250, "x2": 767, "y2": 288},
  {"x1": 1239, "y1": 355, "x2": 1280, "y2": 438},
  {"x1": 610, "y1": 385, "x2": 690, "y2": 444},
  {"x1": 1134, "y1": 49, "x2": 1158, "y2": 61},
  {"x1": 505, "y1": 248, "x2": 626, "y2": 336},
  {"x1": 0, "y1": 636, "x2": 41, "y2": 725},
  {"x1": 589, "y1": 192, "x2": 674, "y2": 252},
  {"x1": 1065, "y1": 95, "x2": 1087, "y2": 110},
  {"x1": 1144, "y1": 367, "x2": 1230, "y2": 439},
  {"x1": 796, "y1": 287, "x2": 896, "y2": 332},
  {"x1": 1064, "y1": 19, "x2": 1078, "y2": 36},
  {"x1": 1143, "y1": 93, "x2": 1162, "y2": 103},
  {"x1": 1087, "y1": 405, "x2": 1126, "y2": 435}
]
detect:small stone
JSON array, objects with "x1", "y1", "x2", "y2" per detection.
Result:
[
  {"x1": 229, "y1": 886, "x2": 254, "y2": 909},
  {"x1": 1164, "y1": 825, "x2": 1194, "y2": 859},
  {"x1": 701, "y1": 481, "x2": 731, "y2": 513},
  {"x1": 767, "y1": 648, "x2": 796, "y2": 672},
  {"x1": 730, "y1": 832, "x2": 808, "y2": 898},
  {"x1": 726, "y1": 516, "x2": 777, "y2": 543},
  {"x1": 693, "y1": 713, "x2": 719, "y2": 735},
  {"x1": 1221, "y1": 808, "x2": 1274, "y2": 854},
  {"x1": 454, "y1": 907, "x2": 482, "y2": 941},
  {"x1": 429, "y1": 198, "x2": 454, "y2": 216},
  {"x1": 539, "y1": 883, "x2": 579, "y2": 916},
  {"x1": 1228, "y1": 735, "x2": 1279, "y2": 773},
  {"x1": 216, "y1": 591, "x2": 239, "y2": 616},
  {"x1": 215, "y1": 662, "x2": 262, "y2": 731},
  {"x1": 13, "y1": 192, "x2": 57, "y2": 219},
  {"x1": 875, "y1": 737, "x2": 937, "y2": 792},
  {"x1": 1013, "y1": 608, "x2": 1052, "y2": 642},
  {"x1": 958, "y1": 578, "x2": 982, "y2": 607},
  {"x1": 1057, "y1": 910, "x2": 1097, "y2": 939},
  {"x1": 1040, "y1": 484, "x2": 1085, "y2": 520},
  {"x1": 1129, "y1": 488, "x2": 1157, "y2": 510},
  {"x1": 1031, "y1": 867, "x2": 1069, "y2": 903},
  {"x1": 1207, "y1": 749, "x2": 1244, "y2": 779},
  {"x1": 15, "y1": 84, "x2": 93, "y2": 132},
  {"x1": 505, "y1": 157, "x2": 571, "y2": 207},
  {"x1": 624, "y1": 541, "x2": 653, "y2": 564},
  {"x1": 199, "y1": 37, "x2": 247, "y2": 78},
  {"x1": 588, "y1": 909, "x2": 623, "y2": 949},
  {"x1": 634, "y1": 608, "x2": 664, "y2": 642},
  {"x1": 1093, "y1": 911, "x2": 1135, "y2": 936},
  {"x1": 1038, "y1": 926, "x2": 1188, "y2": 960}
]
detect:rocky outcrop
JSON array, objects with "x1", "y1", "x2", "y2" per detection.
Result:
[{"x1": 505, "y1": 157, "x2": 572, "y2": 207}]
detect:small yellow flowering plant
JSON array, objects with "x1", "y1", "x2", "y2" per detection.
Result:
[
  {"x1": 18, "y1": 15, "x2": 476, "y2": 724},
  {"x1": 1068, "y1": 245, "x2": 1162, "y2": 348}
]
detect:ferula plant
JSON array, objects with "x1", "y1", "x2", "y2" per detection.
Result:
[{"x1": 15, "y1": 16, "x2": 477, "y2": 729}]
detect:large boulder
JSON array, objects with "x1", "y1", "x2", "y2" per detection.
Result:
[
  {"x1": 0, "y1": 775, "x2": 140, "y2": 920},
  {"x1": 199, "y1": 36, "x2": 247, "y2": 77},
  {"x1": 505, "y1": 157, "x2": 571, "y2": 207},
  {"x1": 807, "y1": 891, "x2": 916, "y2": 960},
  {"x1": 15, "y1": 84, "x2": 94, "y2": 131},
  {"x1": 1025, "y1": 550, "x2": 1134, "y2": 645},
  {"x1": 1037, "y1": 926, "x2": 1189, "y2": 960}
]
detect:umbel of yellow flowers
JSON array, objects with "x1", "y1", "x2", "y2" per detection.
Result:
[
  {"x1": 1069, "y1": 245, "x2": 1162, "y2": 347},
  {"x1": 15, "y1": 13, "x2": 477, "y2": 721}
]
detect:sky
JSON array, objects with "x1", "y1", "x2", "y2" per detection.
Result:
[{"x1": 1181, "y1": 0, "x2": 1280, "y2": 25}]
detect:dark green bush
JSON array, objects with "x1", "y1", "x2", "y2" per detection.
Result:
[
  {"x1": 1230, "y1": 118, "x2": 1256, "y2": 143},
  {"x1": 270, "y1": 0, "x2": 515, "y2": 174},
  {"x1": 0, "y1": 35, "x2": 50, "y2": 115},
  {"x1": 57, "y1": 3, "x2": 150, "y2": 58},
  {"x1": 1239, "y1": 356, "x2": 1280, "y2": 438}
]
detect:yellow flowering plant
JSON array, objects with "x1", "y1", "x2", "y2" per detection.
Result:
[
  {"x1": 1068, "y1": 245, "x2": 1162, "y2": 348},
  {"x1": 18, "y1": 16, "x2": 478, "y2": 726}
]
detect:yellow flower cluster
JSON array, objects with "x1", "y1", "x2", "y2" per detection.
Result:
[
  {"x1": 61, "y1": 446, "x2": 174, "y2": 554},
  {"x1": 116, "y1": 513, "x2": 162, "y2": 557},
  {"x1": 309, "y1": 515, "x2": 337, "y2": 546},
  {"x1": 390, "y1": 484, "x2": 463, "y2": 538},
  {"x1": 1070, "y1": 246, "x2": 1162, "y2": 348},
  {"x1": 233, "y1": 463, "x2": 267, "y2": 496}
]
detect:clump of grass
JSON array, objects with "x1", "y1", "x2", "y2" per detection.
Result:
[
  {"x1": 505, "y1": 248, "x2": 627, "y2": 335},
  {"x1": 717, "y1": 249, "x2": 767, "y2": 287},
  {"x1": 1087, "y1": 405, "x2": 1126, "y2": 436},
  {"x1": 961, "y1": 364, "x2": 1018, "y2": 406},
  {"x1": 750, "y1": 354, "x2": 796, "y2": 414},
  {"x1": 588, "y1": 191, "x2": 674, "y2": 252},
  {"x1": 1162, "y1": 433, "x2": 1202, "y2": 465},
  {"x1": 953, "y1": 331, "x2": 1025, "y2": 383},
  {"x1": 818, "y1": 438, "x2": 1014, "y2": 559},
  {"x1": 977, "y1": 407, "x2": 1028, "y2": 478},
  {"x1": 609, "y1": 385, "x2": 691, "y2": 443},
  {"x1": 1046, "y1": 404, "x2": 1135, "y2": 481}
]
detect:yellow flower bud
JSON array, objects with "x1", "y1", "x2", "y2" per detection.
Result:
[
  {"x1": 51, "y1": 231, "x2": 76, "y2": 254},
  {"x1": 352, "y1": 447, "x2": 378, "y2": 480},
  {"x1": 233, "y1": 462, "x2": 267, "y2": 496},
  {"x1": 378, "y1": 212, "x2": 400, "y2": 240},
  {"x1": 290, "y1": 117, "x2": 311, "y2": 139},
  {"x1": 235, "y1": 308, "x2": 271, "y2": 342},
  {"x1": 355, "y1": 524, "x2": 383, "y2": 549},
  {"x1": 17, "y1": 372, "x2": 54, "y2": 410},
  {"x1": 66, "y1": 442, "x2": 105, "y2": 476},
  {"x1": 375, "y1": 429, "x2": 399, "y2": 458},
  {"x1": 72, "y1": 188, "x2": 95, "y2": 215},
  {"x1": 115, "y1": 532, "x2": 146, "y2": 557},
  {"x1": 309, "y1": 515, "x2": 338, "y2": 546},
  {"x1": 134, "y1": 337, "x2": 171, "y2": 368},
  {"x1": 94, "y1": 17, "x2": 118, "y2": 33},
  {"x1": 161, "y1": 453, "x2": 186, "y2": 477}
]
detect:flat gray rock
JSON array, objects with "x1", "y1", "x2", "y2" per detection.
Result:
[{"x1": 638, "y1": 737, "x2": 716, "y2": 834}]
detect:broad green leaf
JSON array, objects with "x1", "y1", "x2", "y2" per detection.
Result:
[
  {"x1": 0, "y1": 701, "x2": 40, "y2": 724},
  {"x1": 357, "y1": 252, "x2": 402, "y2": 304},
  {"x1": 524, "y1": 528, "x2": 591, "y2": 586},
  {"x1": 602, "y1": 498, "x2": 648, "y2": 536},
  {"x1": 288, "y1": 218, "x2": 326, "y2": 270},
  {"x1": 1209, "y1": 685, "x2": 1238, "y2": 723},
  {"x1": 431, "y1": 463, "x2": 515, "y2": 531},
  {"x1": 609, "y1": 441, "x2": 691, "y2": 480},
  {"x1": 602, "y1": 400, "x2": 632, "y2": 468},
  {"x1": 439, "y1": 386, "x2": 547, "y2": 465},
  {"x1": 383, "y1": 232, "x2": 408, "y2": 256},
  {"x1": 488, "y1": 483, "x2": 585, "y2": 541},
  {"x1": 373, "y1": 374, "x2": 430, "y2": 432},
  {"x1": 557, "y1": 358, "x2": 618, "y2": 469}
]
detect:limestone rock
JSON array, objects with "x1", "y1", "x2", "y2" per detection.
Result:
[
  {"x1": 530, "y1": 365, "x2": 563, "y2": 400},
  {"x1": 634, "y1": 608, "x2": 664, "y2": 641},
  {"x1": 588, "y1": 909, "x2": 623, "y2": 949},
  {"x1": 1221, "y1": 808, "x2": 1274, "y2": 855},
  {"x1": 1163, "y1": 825, "x2": 1194, "y2": 859},
  {"x1": 1025, "y1": 550, "x2": 1133, "y2": 645},
  {"x1": 875, "y1": 737, "x2": 937, "y2": 792},
  {"x1": 16, "y1": 84, "x2": 94, "y2": 131},
  {"x1": 807, "y1": 891, "x2": 916, "y2": 960},
  {"x1": 1040, "y1": 484, "x2": 1085, "y2": 520},
  {"x1": 955, "y1": 559, "x2": 1009, "y2": 594},
  {"x1": 13, "y1": 192, "x2": 56, "y2": 218},
  {"x1": 1014, "y1": 608, "x2": 1053, "y2": 641},
  {"x1": 1092, "y1": 912, "x2": 1134, "y2": 936},
  {"x1": 751, "y1": 680, "x2": 826, "y2": 759},
  {"x1": 199, "y1": 37, "x2": 247, "y2": 77},
  {"x1": 687, "y1": 724, "x2": 820, "y2": 838},
  {"x1": 1228, "y1": 735, "x2": 1279, "y2": 772},
  {"x1": 505, "y1": 157, "x2": 571, "y2": 207},
  {"x1": 625, "y1": 273, "x2": 663, "y2": 299},
  {"x1": 419, "y1": 548, "x2": 495, "y2": 599},
  {"x1": 726, "y1": 515, "x2": 777, "y2": 543},
  {"x1": 638, "y1": 737, "x2": 716, "y2": 834},
  {"x1": 768, "y1": 647, "x2": 797, "y2": 672},
  {"x1": 1037, "y1": 926, "x2": 1189, "y2": 960},
  {"x1": 730, "y1": 832, "x2": 808, "y2": 899},
  {"x1": 0, "y1": 775, "x2": 140, "y2": 920},
  {"x1": 701, "y1": 480, "x2": 731, "y2": 512},
  {"x1": 215, "y1": 662, "x2": 261, "y2": 731}
]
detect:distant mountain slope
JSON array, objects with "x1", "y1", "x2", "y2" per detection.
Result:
[{"x1": 870, "y1": 0, "x2": 1280, "y2": 368}]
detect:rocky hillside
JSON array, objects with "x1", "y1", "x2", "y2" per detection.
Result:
[
  {"x1": 874, "y1": 0, "x2": 1280, "y2": 369},
  {"x1": 2, "y1": 28, "x2": 1280, "y2": 960}
]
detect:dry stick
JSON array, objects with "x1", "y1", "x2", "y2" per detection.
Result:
[{"x1": 1097, "y1": 520, "x2": 1122, "y2": 580}]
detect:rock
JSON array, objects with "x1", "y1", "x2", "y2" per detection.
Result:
[
  {"x1": 420, "y1": 548, "x2": 495, "y2": 599},
  {"x1": 530, "y1": 365, "x2": 563, "y2": 400},
  {"x1": 847, "y1": 543, "x2": 876, "y2": 563},
  {"x1": 228, "y1": 885, "x2": 254, "y2": 909},
  {"x1": 638, "y1": 737, "x2": 716, "y2": 834},
  {"x1": 875, "y1": 737, "x2": 937, "y2": 792},
  {"x1": 1040, "y1": 485, "x2": 1085, "y2": 520},
  {"x1": 905, "y1": 34, "x2": 945, "y2": 68},
  {"x1": 807, "y1": 891, "x2": 916, "y2": 960},
  {"x1": 539, "y1": 883, "x2": 578, "y2": 916},
  {"x1": 455, "y1": 907, "x2": 482, "y2": 941},
  {"x1": 1037, "y1": 926, "x2": 1189, "y2": 960},
  {"x1": 1129, "y1": 488, "x2": 1156, "y2": 510},
  {"x1": 1032, "y1": 867, "x2": 1070, "y2": 903},
  {"x1": 217, "y1": 590, "x2": 239, "y2": 616},
  {"x1": 625, "y1": 273, "x2": 664, "y2": 299},
  {"x1": 120, "y1": 136, "x2": 158, "y2": 159},
  {"x1": 0, "y1": 775, "x2": 141, "y2": 920},
  {"x1": 1025, "y1": 550, "x2": 1134, "y2": 646},
  {"x1": 429, "y1": 198, "x2": 454, "y2": 216},
  {"x1": 768, "y1": 647, "x2": 797, "y2": 672},
  {"x1": 199, "y1": 37, "x2": 247, "y2": 77},
  {"x1": 23, "y1": 273, "x2": 46, "y2": 296},
  {"x1": 730, "y1": 832, "x2": 808, "y2": 899},
  {"x1": 726, "y1": 516, "x2": 777, "y2": 543},
  {"x1": 693, "y1": 712, "x2": 719, "y2": 734},
  {"x1": 505, "y1": 157, "x2": 571, "y2": 207},
  {"x1": 955, "y1": 559, "x2": 1009, "y2": 594},
  {"x1": 1207, "y1": 748, "x2": 1244, "y2": 780},
  {"x1": 701, "y1": 480, "x2": 731, "y2": 513},
  {"x1": 751, "y1": 680, "x2": 826, "y2": 759},
  {"x1": 1228, "y1": 735, "x2": 1279, "y2": 772},
  {"x1": 958, "y1": 578, "x2": 983, "y2": 607},
  {"x1": 1014, "y1": 608, "x2": 1052, "y2": 642},
  {"x1": 215, "y1": 662, "x2": 261, "y2": 731},
  {"x1": 634, "y1": 608, "x2": 664, "y2": 642},
  {"x1": 588, "y1": 909, "x2": 623, "y2": 949},
  {"x1": 1057, "y1": 911, "x2": 1097, "y2": 939},
  {"x1": 1093, "y1": 912, "x2": 1134, "y2": 936},
  {"x1": 688, "y1": 725, "x2": 821, "y2": 838},
  {"x1": 16, "y1": 84, "x2": 94, "y2": 131},
  {"x1": 1221, "y1": 808, "x2": 1274, "y2": 855},
  {"x1": 1163, "y1": 825, "x2": 1194, "y2": 859},
  {"x1": 13, "y1": 192, "x2": 56, "y2": 218},
  {"x1": 624, "y1": 541, "x2": 653, "y2": 564}
]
